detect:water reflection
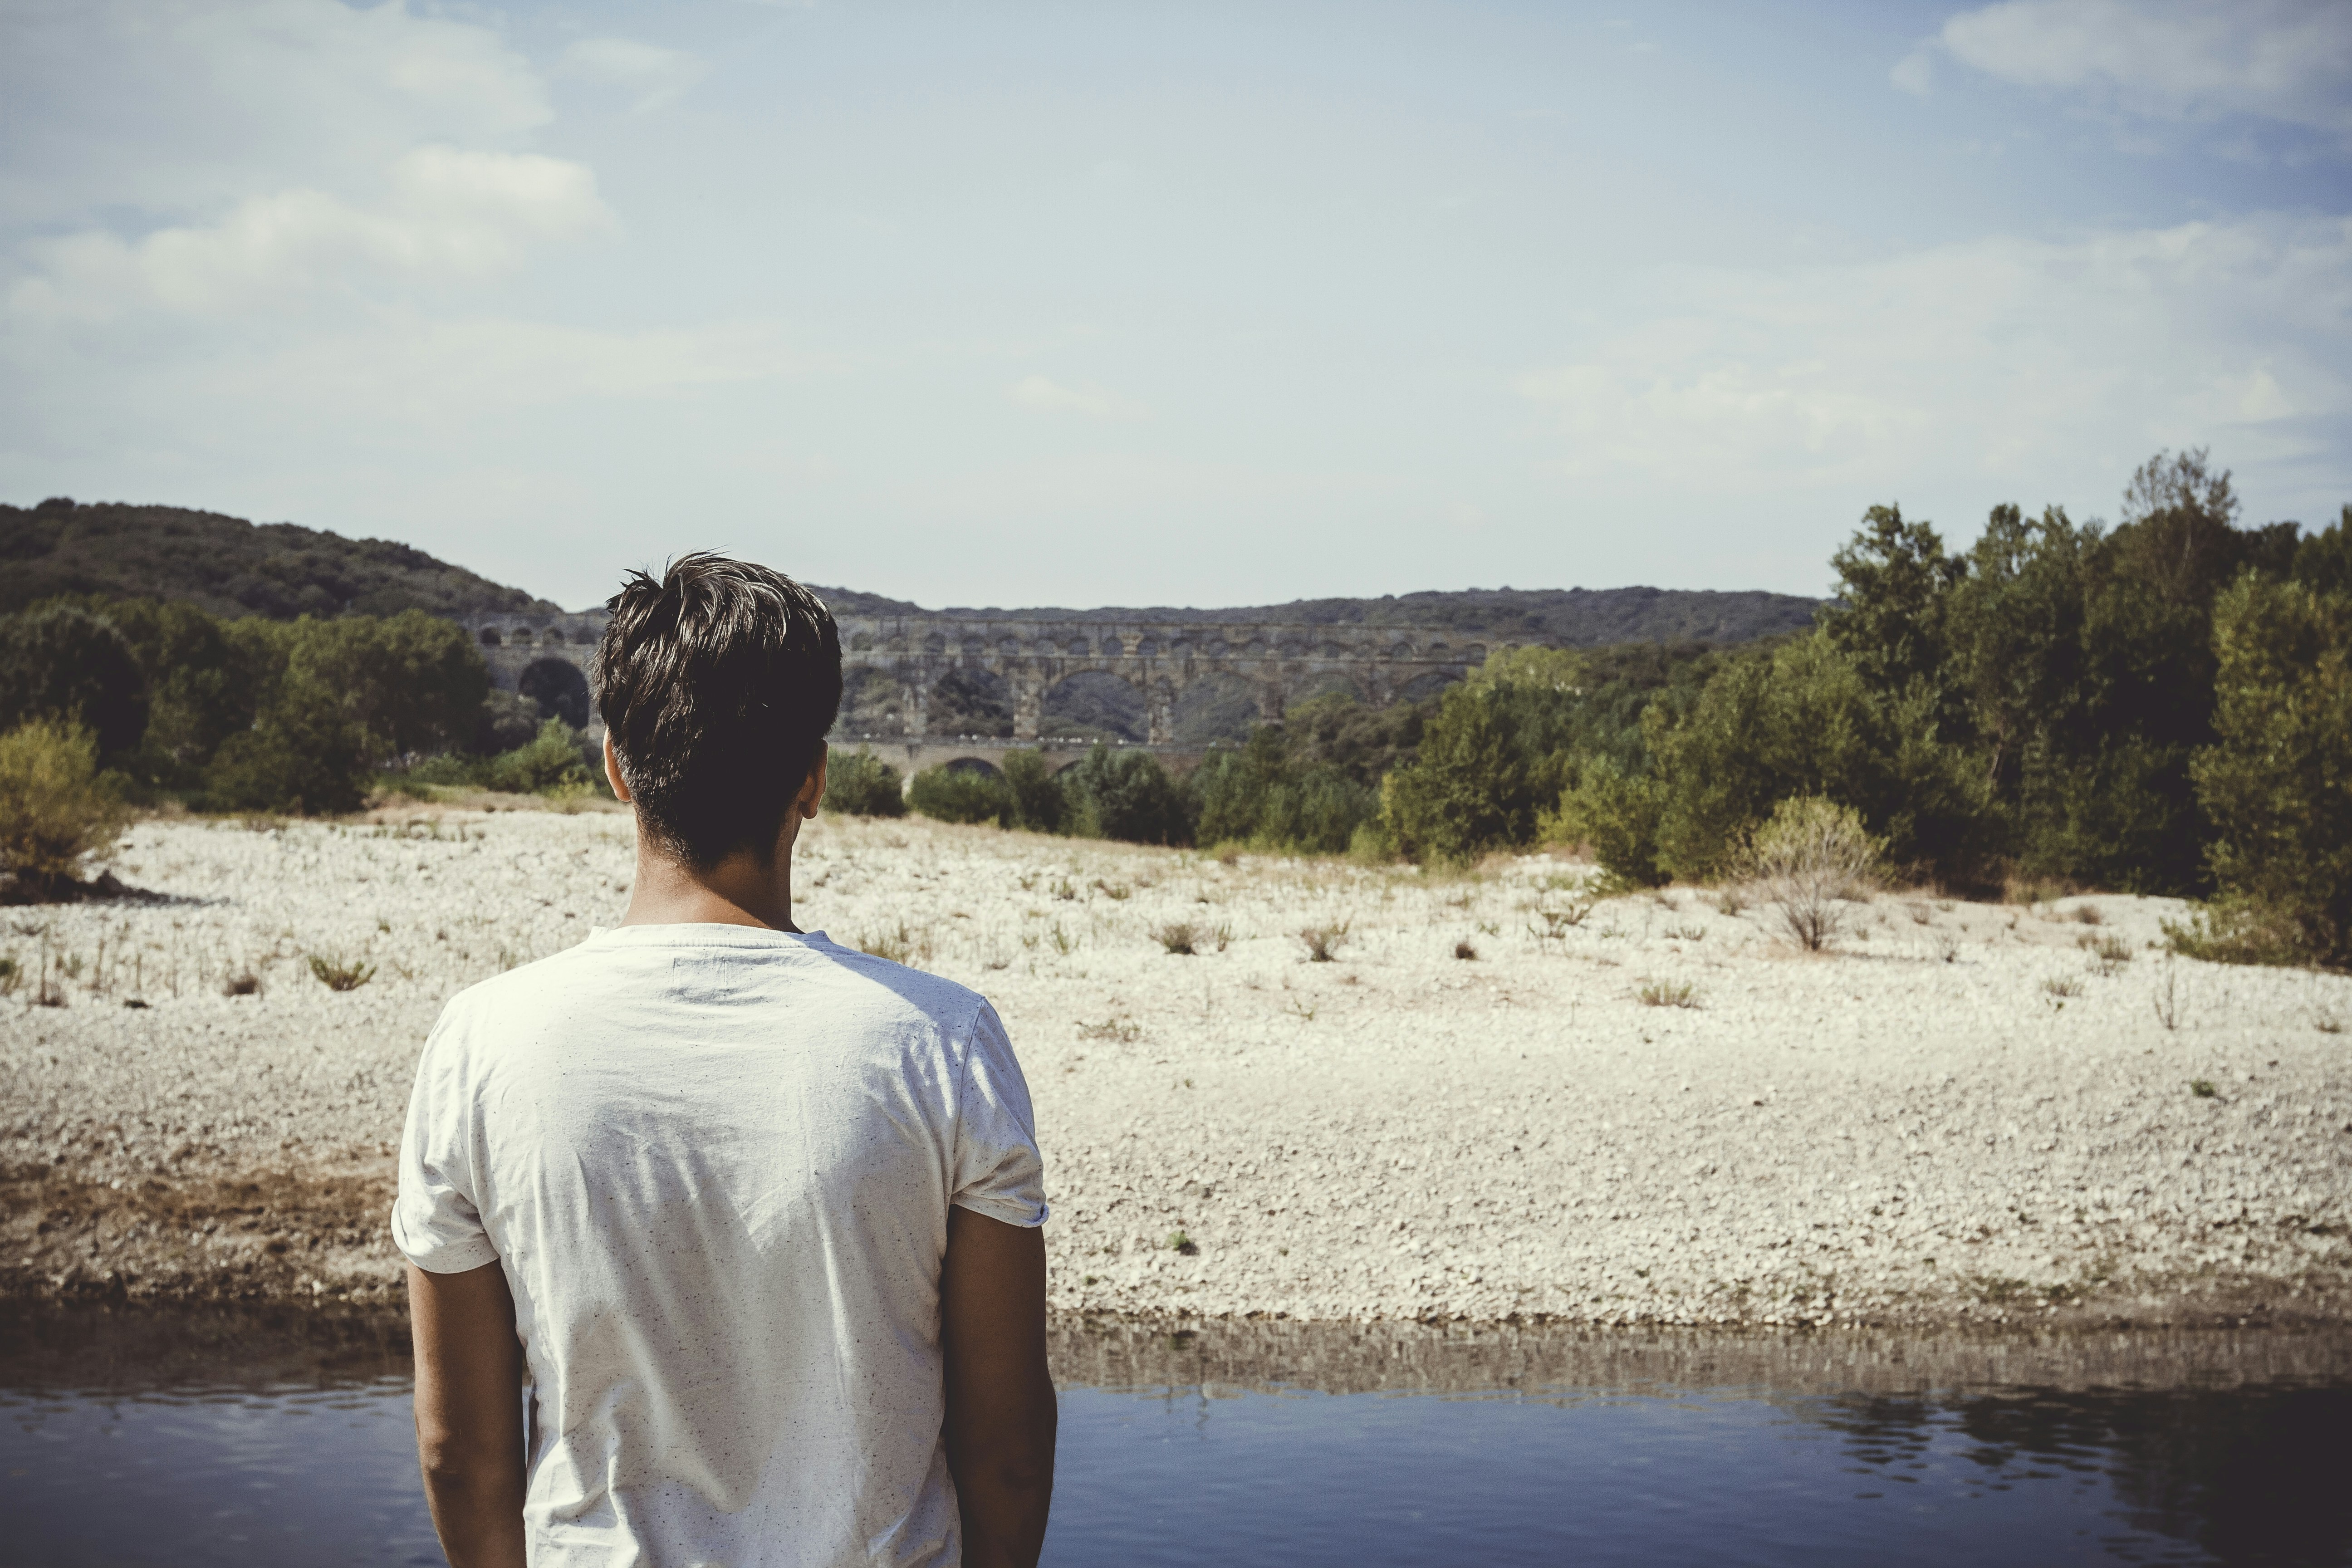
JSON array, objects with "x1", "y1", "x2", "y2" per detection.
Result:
[
  {"x1": 1813, "y1": 1385, "x2": 2352, "y2": 1566},
  {"x1": 2, "y1": 1307, "x2": 2347, "y2": 1568}
]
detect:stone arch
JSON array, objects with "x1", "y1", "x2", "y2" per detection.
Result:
[
  {"x1": 923, "y1": 631, "x2": 948, "y2": 655},
  {"x1": 1172, "y1": 670, "x2": 1261, "y2": 745},
  {"x1": 930, "y1": 666, "x2": 1014, "y2": 737},
  {"x1": 834, "y1": 666, "x2": 904, "y2": 736},
  {"x1": 519, "y1": 657, "x2": 591, "y2": 729},
  {"x1": 1291, "y1": 669, "x2": 1366, "y2": 706},
  {"x1": 849, "y1": 631, "x2": 875, "y2": 652},
  {"x1": 479, "y1": 627, "x2": 502, "y2": 647},
  {"x1": 1041, "y1": 669, "x2": 1145, "y2": 744},
  {"x1": 1396, "y1": 668, "x2": 1463, "y2": 702},
  {"x1": 942, "y1": 756, "x2": 1003, "y2": 777},
  {"x1": 572, "y1": 624, "x2": 599, "y2": 645}
]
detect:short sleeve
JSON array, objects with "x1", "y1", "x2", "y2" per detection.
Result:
[
  {"x1": 390, "y1": 1016, "x2": 500, "y2": 1274},
  {"x1": 949, "y1": 1002, "x2": 1048, "y2": 1228}
]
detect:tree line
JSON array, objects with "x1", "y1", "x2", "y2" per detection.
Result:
[{"x1": 851, "y1": 450, "x2": 2349, "y2": 970}]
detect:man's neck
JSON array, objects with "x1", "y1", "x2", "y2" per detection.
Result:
[{"x1": 618, "y1": 823, "x2": 800, "y2": 932}]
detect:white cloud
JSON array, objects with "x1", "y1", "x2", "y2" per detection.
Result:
[
  {"x1": 8, "y1": 147, "x2": 612, "y2": 321},
  {"x1": 0, "y1": 0, "x2": 552, "y2": 225},
  {"x1": 1891, "y1": 50, "x2": 1936, "y2": 96},
  {"x1": 1005, "y1": 374, "x2": 1148, "y2": 420},
  {"x1": 558, "y1": 37, "x2": 710, "y2": 113},
  {"x1": 1928, "y1": 0, "x2": 2352, "y2": 133},
  {"x1": 1514, "y1": 214, "x2": 2352, "y2": 507}
]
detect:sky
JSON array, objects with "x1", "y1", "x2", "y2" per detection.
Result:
[{"x1": 1, "y1": 0, "x2": 2347, "y2": 612}]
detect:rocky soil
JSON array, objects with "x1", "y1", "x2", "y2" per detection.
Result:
[{"x1": 4, "y1": 808, "x2": 2348, "y2": 1327}]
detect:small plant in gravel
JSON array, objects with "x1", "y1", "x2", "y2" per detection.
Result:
[
  {"x1": 1152, "y1": 921, "x2": 1200, "y2": 956},
  {"x1": 2069, "y1": 905, "x2": 2104, "y2": 926},
  {"x1": 858, "y1": 922, "x2": 934, "y2": 966},
  {"x1": 2042, "y1": 975, "x2": 2084, "y2": 1003},
  {"x1": 2190, "y1": 1078, "x2": 2219, "y2": 1099},
  {"x1": 1931, "y1": 929, "x2": 1962, "y2": 963},
  {"x1": 1298, "y1": 921, "x2": 1350, "y2": 962},
  {"x1": 1051, "y1": 877, "x2": 1077, "y2": 901},
  {"x1": 2079, "y1": 933, "x2": 2132, "y2": 975},
  {"x1": 1905, "y1": 901, "x2": 1933, "y2": 925},
  {"x1": 1212, "y1": 923, "x2": 1233, "y2": 953},
  {"x1": 1453, "y1": 938, "x2": 1478, "y2": 960},
  {"x1": 1094, "y1": 879, "x2": 1132, "y2": 901},
  {"x1": 1745, "y1": 798, "x2": 1880, "y2": 953},
  {"x1": 1637, "y1": 979, "x2": 1699, "y2": 1008},
  {"x1": 221, "y1": 969, "x2": 262, "y2": 997},
  {"x1": 1048, "y1": 923, "x2": 1077, "y2": 956},
  {"x1": 307, "y1": 954, "x2": 376, "y2": 991},
  {"x1": 1713, "y1": 888, "x2": 1745, "y2": 916},
  {"x1": 1666, "y1": 923, "x2": 1707, "y2": 941},
  {"x1": 2318, "y1": 1013, "x2": 2344, "y2": 1034},
  {"x1": 1165, "y1": 1230, "x2": 1197, "y2": 1255},
  {"x1": 2154, "y1": 957, "x2": 2182, "y2": 1030},
  {"x1": 1078, "y1": 1015, "x2": 1142, "y2": 1043}
]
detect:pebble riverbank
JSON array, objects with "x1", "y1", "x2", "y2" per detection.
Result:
[{"x1": 4, "y1": 808, "x2": 2348, "y2": 1327}]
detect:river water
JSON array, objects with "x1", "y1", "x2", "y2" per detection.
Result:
[{"x1": 4, "y1": 1308, "x2": 2347, "y2": 1566}]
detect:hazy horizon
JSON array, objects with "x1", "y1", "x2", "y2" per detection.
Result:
[{"x1": 4, "y1": 0, "x2": 2346, "y2": 612}]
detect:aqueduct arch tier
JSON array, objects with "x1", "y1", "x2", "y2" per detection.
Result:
[{"x1": 457, "y1": 611, "x2": 1482, "y2": 746}]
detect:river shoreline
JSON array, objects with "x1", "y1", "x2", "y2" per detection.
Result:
[{"x1": 5, "y1": 809, "x2": 2349, "y2": 1328}]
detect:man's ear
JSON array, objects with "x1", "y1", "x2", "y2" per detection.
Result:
[
  {"x1": 801, "y1": 745, "x2": 829, "y2": 819},
  {"x1": 603, "y1": 732, "x2": 632, "y2": 803}
]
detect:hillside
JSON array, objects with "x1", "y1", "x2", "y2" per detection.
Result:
[
  {"x1": 0, "y1": 498, "x2": 1818, "y2": 644},
  {"x1": 0, "y1": 499, "x2": 557, "y2": 620},
  {"x1": 815, "y1": 584, "x2": 1821, "y2": 646}
]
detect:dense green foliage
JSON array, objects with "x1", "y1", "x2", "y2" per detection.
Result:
[
  {"x1": 822, "y1": 750, "x2": 908, "y2": 817},
  {"x1": 1382, "y1": 450, "x2": 2351, "y2": 968},
  {"x1": 906, "y1": 765, "x2": 1019, "y2": 826},
  {"x1": 2178, "y1": 574, "x2": 2352, "y2": 967},
  {"x1": 0, "y1": 593, "x2": 590, "y2": 817},
  {"x1": 0, "y1": 499, "x2": 552, "y2": 619}
]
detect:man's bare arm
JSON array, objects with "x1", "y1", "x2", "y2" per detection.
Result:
[
  {"x1": 408, "y1": 1260, "x2": 528, "y2": 1568},
  {"x1": 941, "y1": 1207, "x2": 1057, "y2": 1568}
]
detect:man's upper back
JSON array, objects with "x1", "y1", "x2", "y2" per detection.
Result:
[{"x1": 393, "y1": 924, "x2": 1046, "y2": 1567}]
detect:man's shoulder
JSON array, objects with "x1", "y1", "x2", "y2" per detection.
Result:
[{"x1": 429, "y1": 929, "x2": 991, "y2": 1040}]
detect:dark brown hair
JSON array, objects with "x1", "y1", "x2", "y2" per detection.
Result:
[{"x1": 593, "y1": 553, "x2": 842, "y2": 868}]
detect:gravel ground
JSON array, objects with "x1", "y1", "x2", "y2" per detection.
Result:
[{"x1": 4, "y1": 807, "x2": 2349, "y2": 1327}]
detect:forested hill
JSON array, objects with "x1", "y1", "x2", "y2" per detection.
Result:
[
  {"x1": 814, "y1": 584, "x2": 1822, "y2": 646},
  {"x1": 0, "y1": 499, "x2": 558, "y2": 619},
  {"x1": 2, "y1": 497, "x2": 1817, "y2": 644}
]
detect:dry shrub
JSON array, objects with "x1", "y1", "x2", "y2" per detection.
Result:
[
  {"x1": 1152, "y1": 921, "x2": 1200, "y2": 955},
  {"x1": 1744, "y1": 797, "x2": 1881, "y2": 953},
  {"x1": 0, "y1": 719, "x2": 132, "y2": 900},
  {"x1": 1298, "y1": 921, "x2": 1350, "y2": 962}
]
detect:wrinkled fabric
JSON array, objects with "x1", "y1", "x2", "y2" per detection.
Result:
[{"x1": 393, "y1": 924, "x2": 1046, "y2": 1568}]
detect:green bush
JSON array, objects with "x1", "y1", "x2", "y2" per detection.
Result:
[
  {"x1": 1066, "y1": 747, "x2": 1194, "y2": 845},
  {"x1": 1000, "y1": 749, "x2": 1067, "y2": 833},
  {"x1": 1381, "y1": 678, "x2": 1578, "y2": 863},
  {"x1": 0, "y1": 719, "x2": 133, "y2": 897},
  {"x1": 2178, "y1": 576, "x2": 2352, "y2": 968},
  {"x1": 0, "y1": 605, "x2": 149, "y2": 757},
  {"x1": 907, "y1": 764, "x2": 1016, "y2": 825},
  {"x1": 486, "y1": 719, "x2": 594, "y2": 794},
  {"x1": 823, "y1": 750, "x2": 908, "y2": 817},
  {"x1": 1543, "y1": 758, "x2": 1666, "y2": 887},
  {"x1": 203, "y1": 676, "x2": 372, "y2": 814}
]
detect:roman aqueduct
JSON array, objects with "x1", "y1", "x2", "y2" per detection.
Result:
[{"x1": 460, "y1": 609, "x2": 1484, "y2": 774}]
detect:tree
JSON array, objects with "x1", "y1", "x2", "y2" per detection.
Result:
[
  {"x1": 2184, "y1": 576, "x2": 2352, "y2": 968},
  {"x1": 0, "y1": 719, "x2": 132, "y2": 897},
  {"x1": 1065, "y1": 748, "x2": 1193, "y2": 845},
  {"x1": 1820, "y1": 503, "x2": 1963, "y2": 696},
  {"x1": 0, "y1": 605, "x2": 149, "y2": 757}
]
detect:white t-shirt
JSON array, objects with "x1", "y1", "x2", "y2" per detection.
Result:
[{"x1": 392, "y1": 924, "x2": 1048, "y2": 1568}]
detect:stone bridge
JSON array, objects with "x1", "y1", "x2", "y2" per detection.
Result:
[{"x1": 458, "y1": 609, "x2": 1484, "y2": 770}]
